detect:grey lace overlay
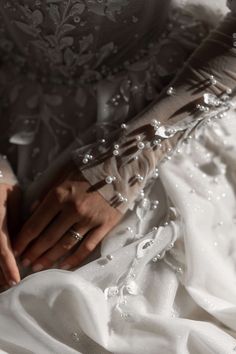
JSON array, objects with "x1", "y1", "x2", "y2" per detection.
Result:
[
  {"x1": 0, "y1": 0, "x2": 169, "y2": 183},
  {"x1": 76, "y1": 8, "x2": 236, "y2": 214}
]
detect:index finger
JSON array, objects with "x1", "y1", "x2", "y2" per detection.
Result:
[{"x1": 13, "y1": 190, "x2": 61, "y2": 256}]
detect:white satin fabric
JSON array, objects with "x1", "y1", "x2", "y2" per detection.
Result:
[{"x1": 0, "y1": 98, "x2": 236, "y2": 354}]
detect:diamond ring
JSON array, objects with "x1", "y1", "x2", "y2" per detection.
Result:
[{"x1": 68, "y1": 229, "x2": 84, "y2": 242}]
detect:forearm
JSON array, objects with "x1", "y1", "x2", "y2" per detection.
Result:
[{"x1": 75, "y1": 11, "x2": 236, "y2": 213}]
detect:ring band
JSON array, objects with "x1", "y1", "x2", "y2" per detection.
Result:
[{"x1": 68, "y1": 229, "x2": 84, "y2": 242}]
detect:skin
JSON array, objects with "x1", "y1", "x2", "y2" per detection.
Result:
[
  {"x1": 0, "y1": 183, "x2": 21, "y2": 287},
  {"x1": 13, "y1": 162, "x2": 122, "y2": 272}
]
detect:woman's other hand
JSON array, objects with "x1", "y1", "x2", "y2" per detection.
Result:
[
  {"x1": 0, "y1": 183, "x2": 21, "y2": 287},
  {"x1": 13, "y1": 163, "x2": 122, "y2": 271}
]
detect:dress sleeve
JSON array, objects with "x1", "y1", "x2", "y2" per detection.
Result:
[{"x1": 72, "y1": 11, "x2": 236, "y2": 214}]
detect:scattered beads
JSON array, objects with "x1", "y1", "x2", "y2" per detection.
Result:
[
  {"x1": 126, "y1": 226, "x2": 134, "y2": 233},
  {"x1": 151, "y1": 200, "x2": 159, "y2": 210},
  {"x1": 209, "y1": 75, "x2": 217, "y2": 86},
  {"x1": 135, "y1": 174, "x2": 144, "y2": 182},
  {"x1": 106, "y1": 254, "x2": 114, "y2": 261},
  {"x1": 105, "y1": 175, "x2": 116, "y2": 184},
  {"x1": 153, "y1": 168, "x2": 159, "y2": 178},
  {"x1": 117, "y1": 193, "x2": 128, "y2": 203},
  {"x1": 167, "y1": 86, "x2": 175, "y2": 96}
]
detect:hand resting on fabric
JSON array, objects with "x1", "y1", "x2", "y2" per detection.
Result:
[{"x1": 13, "y1": 162, "x2": 122, "y2": 272}]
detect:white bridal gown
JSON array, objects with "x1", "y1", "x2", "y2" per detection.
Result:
[{"x1": 0, "y1": 0, "x2": 236, "y2": 353}]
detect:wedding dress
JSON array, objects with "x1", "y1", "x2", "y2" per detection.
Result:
[{"x1": 0, "y1": 0, "x2": 236, "y2": 353}]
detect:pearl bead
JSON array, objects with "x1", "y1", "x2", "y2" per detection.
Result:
[
  {"x1": 83, "y1": 158, "x2": 88, "y2": 164},
  {"x1": 176, "y1": 267, "x2": 183, "y2": 274},
  {"x1": 137, "y1": 142, "x2": 145, "y2": 150},
  {"x1": 121, "y1": 123, "x2": 127, "y2": 129},
  {"x1": 113, "y1": 149, "x2": 119, "y2": 156},
  {"x1": 153, "y1": 139, "x2": 160, "y2": 146},
  {"x1": 114, "y1": 144, "x2": 119, "y2": 149},
  {"x1": 105, "y1": 176, "x2": 114, "y2": 184},
  {"x1": 106, "y1": 254, "x2": 113, "y2": 261}
]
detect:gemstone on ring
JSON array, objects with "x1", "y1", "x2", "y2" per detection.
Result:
[{"x1": 69, "y1": 229, "x2": 84, "y2": 242}]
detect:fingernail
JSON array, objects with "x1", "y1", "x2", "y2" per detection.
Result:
[
  {"x1": 9, "y1": 280, "x2": 17, "y2": 287},
  {"x1": 61, "y1": 264, "x2": 71, "y2": 270},
  {"x1": 32, "y1": 264, "x2": 44, "y2": 272},
  {"x1": 22, "y1": 258, "x2": 31, "y2": 267}
]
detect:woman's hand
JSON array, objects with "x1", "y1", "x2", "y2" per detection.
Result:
[
  {"x1": 0, "y1": 183, "x2": 21, "y2": 286},
  {"x1": 13, "y1": 162, "x2": 123, "y2": 271}
]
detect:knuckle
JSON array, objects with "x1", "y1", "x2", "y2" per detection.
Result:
[
  {"x1": 53, "y1": 187, "x2": 64, "y2": 203},
  {"x1": 74, "y1": 201, "x2": 87, "y2": 217}
]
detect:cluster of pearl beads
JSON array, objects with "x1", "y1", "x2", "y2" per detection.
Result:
[
  {"x1": 135, "y1": 174, "x2": 144, "y2": 182},
  {"x1": 209, "y1": 75, "x2": 217, "y2": 86},
  {"x1": 151, "y1": 119, "x2": 161, "y2": 131},
  {"x1": 153, "y1": 168, "x2": 159, "y2": 178},
  {"x1": 113, "y1": 144, "x2": 120, "y2": 156},
  {"x1": 105, "y1": 175, "x2": 117, "y2": 184},
  {"x1": 151, "y1": 200, "x2": 159, "y2": 210},
  {"x1": 196, "y1": 104, "x2": 210, "y2": 113},
  {"x1": 82, "y1": 153, "x2": 93, "y2": 165},
  {"x1": 117, "y1": 193, "x2": 128, "y2": 203},
  {"x1": 167, "y1": 86, "x2": 175, "y2": 96}
]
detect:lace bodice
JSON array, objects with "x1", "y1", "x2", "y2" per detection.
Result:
[{"x1": 0, "y1": 0, "x2": 169, "y2": 83}]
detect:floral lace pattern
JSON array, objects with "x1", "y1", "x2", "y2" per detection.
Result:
[
  {"x1": 0, "y1": 1, "x2": 209, "y2": 184},
  {"x1": 0, "y1": 0, "x2": 156, "y2": 82}
]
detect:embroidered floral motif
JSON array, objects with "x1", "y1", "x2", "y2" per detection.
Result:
[{"x1": 0, "y1": 1, "x2": 212, "y2": 179}]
